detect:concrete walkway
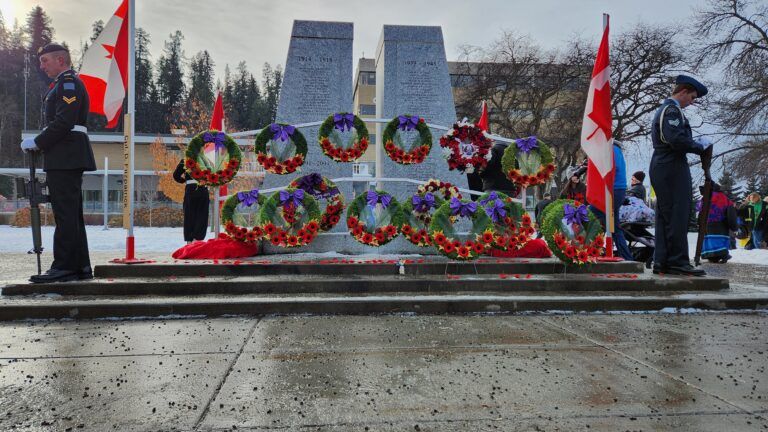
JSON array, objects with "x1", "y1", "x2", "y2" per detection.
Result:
[{"x1": 0, "y1": 312, "x2": 766, "y2": 431}]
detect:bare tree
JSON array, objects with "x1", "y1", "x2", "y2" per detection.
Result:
[{"x1": 691, "y1": 0, "x2": 768, "y2": 178}]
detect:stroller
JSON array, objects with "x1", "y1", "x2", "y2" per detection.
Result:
[{"x1": 619, "y1": 196, "x2": 656, "y2": 268}]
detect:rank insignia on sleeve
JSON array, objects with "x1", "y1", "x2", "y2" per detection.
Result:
[
  {"x1": 63, "y1": 96, "x2": 77, "y2": 104},
  {"x1": 667, "y1": 119, "x2": 680, "y2": 126}
]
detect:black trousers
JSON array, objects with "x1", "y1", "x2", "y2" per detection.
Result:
[
  {"x1": 650, "y1": 158, "x2": 692, "y2": 267},
  {"x1": 46, "y1": 169, "x2": 91, "y2": 272},
  {"x1": 183, "y1": 184, "x2": 209, "y2": 241}
]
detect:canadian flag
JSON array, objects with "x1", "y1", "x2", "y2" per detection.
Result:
[
  {"x1": 581, "y1": 17, "x2": 614, "y2": 213},
  {"x1": 207, "y1": 92, "x2": 228, "y2": 210},
  {"x1": 79, "y1": 0, "x2": 129, "y2": 129}
]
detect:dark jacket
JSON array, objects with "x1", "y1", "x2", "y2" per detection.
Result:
[
  {"x1": 35, "y1": 69, "x2": 96, "y2": 172},
  {"x1": 173, "y1": 159, "x2": 192, "y2": 183},
  {"x1": 651, "y1": 99, "x2": 704, "y2": 164},
  {"x1": 627, "y1": 183, "x2": 646, "y2": 202},
  {"x1": 479, "y1": 142, "x2": 519, "y2": 197},
  {"x1": 534, "y1": 198, "x2": 552, "y2": 224},
  {"x1": 738, "y1": 201, "x2": 768, "y2": 232}
]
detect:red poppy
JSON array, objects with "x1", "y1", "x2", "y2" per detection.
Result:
[
  {"x1": 352, "y1": 226, "x2": 364, "y2": 237},
  {"x1": 302, "y1": 233, "x2": 314, "y2": 244},
  {"x1": 482, "y1": 232, "x2": 495, "y2": 244},
  {"x1": 329, "y1": 214, "x2": 340, "y2": 225},
  {"x1": 270, "y1": 235, "x2": 281, "y2": 246},
  {"x1": 565, "y1": 246, "x2": 577, "y2": 258},
  {"x1": 444, "y1": 243, "x2": 456, "y2": 254},
  {"x1": 401, "y1": 224, "x2": 413, "y2": 235},
  {"x1": 375, "y1": 232, "x2": 386, "y2": 243},
  {"x1": 577, "y1": 251, "x2": 589, "y2": 262},
  {"x1": 347, "y1": 217, "x2": 358, "y2": 228},
  {"x1": 384, "y1": 225, "x2": 397, "y2": 237},
  {"x1": 433, "y1": 232, "x2": 447, "y2": 245},
  {"x1": 472, "y1": 242, "x2": 485, "y2": 254},
  {"x1": 362, "y1": 233, "x2": 374, "y2": 244},
  {"x1": 287, "y1": 236, "x2": 299, "y2": 246},
  {"x1": 306, "y1": 221, "x2": 320, "y2": 232}
]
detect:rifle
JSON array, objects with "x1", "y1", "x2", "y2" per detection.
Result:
[
  {"x1": 25, "y1": 152, "x2": 48, "y2": 275},
  {"x1": 694, "y1": 145, "x2": 714, "y2": 266}
]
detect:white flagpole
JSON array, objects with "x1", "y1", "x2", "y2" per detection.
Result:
[{"x1": 127, "y1": 0, "x2": 136, "y2": 258}]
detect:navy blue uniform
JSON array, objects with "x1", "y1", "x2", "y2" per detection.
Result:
[
  {"x1": 35, "y1": 69, "x2": 96, "y2": 274},
  {"x1": 649, "y1": 99, "x2": 703, "y2": 269},
  {"x1": 173, "y1": 159, "x2": 209, "y2": 242}
]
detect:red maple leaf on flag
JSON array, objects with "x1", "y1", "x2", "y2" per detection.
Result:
[
  {"x1": 102, "y1": 44, "x2": 115, "y2": 60},
  {"x1": 586, "y1": 83, "x2": 612, "y2": 141}
]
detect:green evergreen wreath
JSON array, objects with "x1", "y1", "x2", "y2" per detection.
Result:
[
  {"x1": 476, "y1": 191, "x2": 534, "y2": 251},
  {"x1": 184, "y1": 130, "x2": 243, "y2": 186},
  {"x1": 382, "y1": 114, "x2": 432, "y2": 164},
  {"x1": 541, "y1": 199, "x2": 605, "y2": 265},
  {"x1": 289, "y1": 174, "x2": 346, "y2": 232},
  {"x1": 222, "y1": 189, "x2": 266, "y2": 243},
  {"x1": 501, "y1": 136, "x2": 556, "y2": 188},
  {"x1": 318, "y1": 113, "x2": 370, "y2": 162},
  {"x1": 259, "y1": 188, "x2": 321, "y2": 248},
  {"x1": 254, "y1": 123, "x2": 307, "y2": 174},
  {"x1": 346, "y1": 190, "x2": 405, "y2": 247},
  {"x1": 428, "y1": 197, "x2": 496, "y2": 260},
  {"x1": 400, "y1": 192, "x2": 446, "y2": 247}
]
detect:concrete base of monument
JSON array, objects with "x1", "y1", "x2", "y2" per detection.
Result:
[
  {"x1": 260, "y1": 232, "x2": 431, "y2": 255},
  {"x1": 0, "y1": 256, "x2": 761, "y2": 321}
]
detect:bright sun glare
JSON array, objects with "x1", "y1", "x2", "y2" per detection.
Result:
[{"x1": 0, "y1": 0, "x2": 15, "y2": 24}]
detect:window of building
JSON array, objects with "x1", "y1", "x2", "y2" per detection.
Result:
[
  {"x1": 359, "y1": 104, "x2": 376, "y2": 116},
  {"x1": 359, "y1": 71, "x2": 376, "y2": 86}
]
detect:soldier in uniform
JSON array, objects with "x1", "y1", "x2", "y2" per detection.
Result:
[
  {"x1": 20, "y1": 43, "x2": 96, "y2": 283},
  {"x1": 649, "y1": 75, "x2": 712, "y2": 276},
  {"x1": 173, "y1": 158, "x2": 209, "y2": 243}
]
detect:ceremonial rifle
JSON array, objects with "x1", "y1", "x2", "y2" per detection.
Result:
[
  {"x1": 694, "y1": 145, "x2": 713, "y2": 266},
  {"x1": 25, "y1": 152, "x2": 48, "y2": 275}
]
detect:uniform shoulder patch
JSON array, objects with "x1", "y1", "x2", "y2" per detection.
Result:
[
  {"x1": 667, "y1": 118, "x2": 680, "y2": 126},
  {"x1": 63, "y1": 82, "x2": 75, "y2": 90},
  {"x1": 63, "y1": 95, "x2": 77, "y2": 104}
]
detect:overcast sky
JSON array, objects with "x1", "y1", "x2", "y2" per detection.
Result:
[
  {"x1": 3, "y1": 0, "x2": 705, "y2": 82},
  {"x1": 2, "y1": 0, "x2": 712, "y2": 177}
]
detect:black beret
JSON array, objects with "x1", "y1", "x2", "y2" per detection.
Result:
[
  {"x1": 632, "y1": 171, "x2": 645, "y2": 182},
  {"x1": 675, "y1": 75, "x2": 708, "y2": 97},
  {"x1": 37, "y1": 43, "x2": 69, "y2": 57}
]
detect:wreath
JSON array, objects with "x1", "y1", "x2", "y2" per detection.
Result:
[
  {"x1": 417, "y1": 178, "x2": 462, "y2": 200},
  {"x1": 438, "y1": 120, "x2": 493, "y2": 174},
  {"x1": 318, "y1": 113, "x2": 369, "y2": 162},
  {"x1": 477, "y1": 191, "x2": 535, "y2": 251},
  {"x1": 501, "y1": 136, "x2": 556, "y2": 187},
  {"x1": 428, "y1": 197, "x2": 496, "y2": 260},
  {"x1": 222, "y1": 189, "x2": 266, "y2": 243},
  {"x1": 541, "y1": 199, "x2": 605, "y2": 265},
  {"x1": 289, "y1": 173, "x2": 346, "y2": 232},
  {"x1": 382, "y1": 114, "x2": 432, "y2": 164},
  {"x1": 255, "y1": 123, "x2": 307, "y2": 174},
  {"x1": 346, "y1": 190, "x2": 404, "y2": 247},
  {"x1": 259, "y1": 188, "x2": 321, "y2": 248},
  {"x1": 400, "y1": 192, "x2": 446, "y2": 247},
  {"x1": 184, "y1": 130, "x2": 242, "y2": 186}
]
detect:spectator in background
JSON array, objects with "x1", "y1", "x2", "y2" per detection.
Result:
[
  {"x1": 534, "y1": 193, "x2": 553, "y2": 238},
  {"x1": 478, "y1": 141, "x2": 521, "y2": 199},
  {"x1": 738, "y1": 192, "x2": 767, "y2": 250},
  {"x1": 699, "y1": 183, "x2": 738, "y2": 263},
  {"x1": 559, "y1": 172, "x2": 587, "y2": 202},
  {"x1": 627, "y1": 171, "x2": 647, "y2": 202}
]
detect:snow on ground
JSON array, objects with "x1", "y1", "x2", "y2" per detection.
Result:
[{"x1": 1, "y1": 226, "x2": 766, "y2": 265}]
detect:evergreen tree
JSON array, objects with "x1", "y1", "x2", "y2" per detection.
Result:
[
  {"x1": 759, "y1": 176, "x2": 768, "y2": 198},
  {"x1": 261, "y1": 62, "x2": 282, "y2": 123},
  {"x1": 188, "y1": 50, "x2": 215, "y2": 109},
  {"x1": 229, "y1": 61, "x2": 259, "y2": 131},
  {"x1": 24, "y1": 6, "x2": 55, "y2": 130},
  {"x1": 717, "y1": 169, "x2": 740, "y2": 201},
  {"x1": 135, "y1": 27, "x2": 161, "y2": 133},
  {"x1": 155, "y1": 30, "x2": 185, "y2": 132},
  {"x1": 745, "y1": 176, "x2": 760, "y2": 197}
]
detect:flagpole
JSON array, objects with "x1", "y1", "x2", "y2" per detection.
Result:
[
  {"x1": 113, "y1": 0, "x2": 150, "y2": 264},
  {"x1": 602, "y1": 12, "x2": 615, "y2": 259}
]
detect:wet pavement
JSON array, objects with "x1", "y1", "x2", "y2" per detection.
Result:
[{"x1": 0, "y1": 313, "x2": 766, "y2": 431}]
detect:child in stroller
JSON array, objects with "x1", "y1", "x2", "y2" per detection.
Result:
[{"x1": 619, "y1": 196, "x2": 656, "y2": 268}]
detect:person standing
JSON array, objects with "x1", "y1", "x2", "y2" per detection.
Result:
[
  {"x1": 173, "y1": 159, "x2": 210, "y2": 243},
  {"x1": 649, "y1": 75, "x2": 712, "y2": 276},
  {"x1": 589, "y1": 142, "x2": 634, "y2": 260},
  {"x1": 534, "y1": 193, "x2": 553, "y2": 239},
  {"x1": 20, "y1": 44, "x2": 96, "y2": 283},
  {"x1": 738, "y1": 192, "x2": 767, "y2": 250},
  {"x1": 627, "y1": 171, "x2": 647, "y2": 202},
  {"x1": 559, "y1": 173, "x2": 587, "y2": 202},
  {"x1": 478, "y1": 141, "x2": 521, "y2": 199},
  {"x1": 699, "y1": 183, "x2": 738, "y2": 263}
]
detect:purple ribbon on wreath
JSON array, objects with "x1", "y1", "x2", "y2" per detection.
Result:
[
  {"x1": 297, "y1": 173, "x2": 323, "y2": 192},
  {"x1": 449, "y1": 197, "x2": 477, "y2": 218},
  {"x1": 398, "y1": 115, "x2": 420, "y2": 131},
  {"x1": 412, "y1": 193, "x2": 436, "y2": 213},
  {"x1": 279, "y1": 189, "x2": 305, "y2": 209},
  {"x1": 563, "y1": 203, "x2": 589, "y2": 226},
  {"x1": 515, "y1": 136, "x2": 538, "y2": 153},
  {"x1": 203, "y1": 131, "x2": 226, "y2": 150},
  {"x1": 367, "y1": 190, "x2": 392, "y2": 209},
  {"x1": 479, "y1": 193, "x2": 507, "y2": 223},
  {"x1": 270, "y1": 123, "x2": 295, "y2": 142},
  {"x1": 237, "y1": 189, "x2": 260, "y2": 207},
  {"x1": 333, "y1": 113, "x2": 355, "y2": 132}
]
